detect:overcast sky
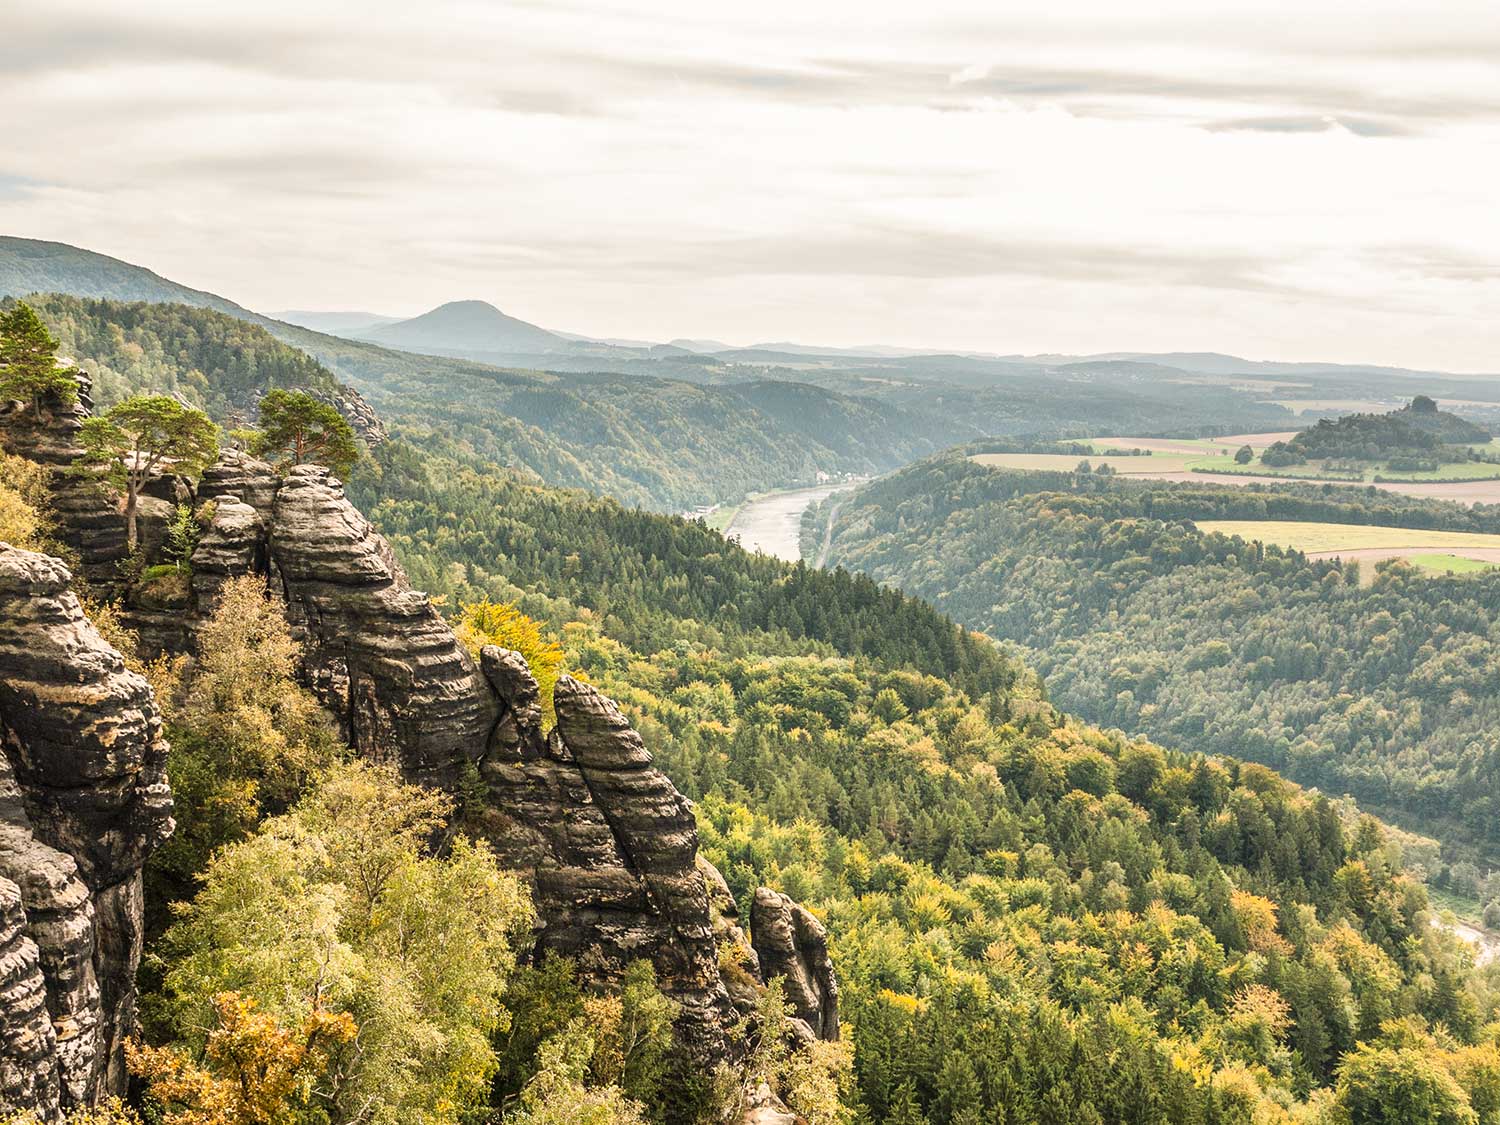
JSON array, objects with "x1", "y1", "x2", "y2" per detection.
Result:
[{"x1": 2, "y1": 0, "x2": 1497, "y2": 369}]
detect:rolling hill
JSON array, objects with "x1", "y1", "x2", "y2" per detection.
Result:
[{"x1": 0, "y1": 235, "x2": 258, "y2": 316}]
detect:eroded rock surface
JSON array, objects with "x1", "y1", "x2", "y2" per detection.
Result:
[
  {"x1": 0, "y1": 545, "x2": 173, "y2": 1117},
  {"x1": 0, "y1": 373, "x2": 130, "y2": 599},
  {"x1": 2, "y1": 372, "x2": 840, "y2": 1098},
  {"x1": 267, "y1": 465, "x2": 496, "y2": 791},
  {"x1": 751, "y1": 888, "x2": 839, "y2": 1042},
  {"x1": 476, "y1": 651, "x2": 737, "y2": 1057}
]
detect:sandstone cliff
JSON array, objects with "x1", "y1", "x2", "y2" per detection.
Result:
[
  {"x1": 1, "y1": 378, "x2": 837, "y2": 1113},
  {"x1": 0, "y1": 546, "x2": 173, "y2": 1118}
]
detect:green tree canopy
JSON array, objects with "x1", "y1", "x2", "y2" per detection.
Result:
[
  {"x1": 0, "y1": 300, "x2": 77, "y2": 419},
  {"x1": 78, "y1": 395, "x2": 218, "y2": 549},
  {"x1": 152, "y1": 761, "x2": 535, "y2": 1125},
  {"x1": 253, "y1": 388, "x2": 359, "y2": 478}
]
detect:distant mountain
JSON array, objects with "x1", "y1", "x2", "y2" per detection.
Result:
[
  {"x1": 0, "y1": 236, "x2": 260, "y2": 319},
  {"x1": 747, "y1": 340, "x2": 939, "y2": 359},
  {"x1": 274, "y1": 309, "x2": 402, "y2": 336},
  {"x1": 668, "y1": 337, "x2": 736, "y2": 353},
  {"x1": 358, "y1": 299, "x2": 567, "y2": 356}
]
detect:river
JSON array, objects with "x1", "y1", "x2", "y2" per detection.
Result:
[{"x1": 724, "y1": 481, "x2": 861, "y2": 562}]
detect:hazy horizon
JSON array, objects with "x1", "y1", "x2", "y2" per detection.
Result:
[{"x1": 3, "y1": 0, "x2": 1496, "y2": 370}]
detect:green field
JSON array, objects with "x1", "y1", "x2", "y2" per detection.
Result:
[
  {"x1": 1407, "y1": 553, "x2": 1498, "y2": 576},
  {"x1": 1194, "y1": 520, "x2": 1500, "y2": 580},
  {"x1": 972, "y1": 451, "x2": 1201, "y2": 474},
  {"x1": 978, "y1": 434, "x2": 1500, "y2": 485}
]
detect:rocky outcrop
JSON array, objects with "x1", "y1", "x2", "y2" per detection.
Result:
[
  {"x1": 322, "y1": 385, "x2": 386, "y2": 448},
  {"x1": 476, "y1": 651, "x2": 736, "y2": 1056},
  {"x1": 268, "y1": 465, "x2": 496, "y2": 791},
  {"x1": 196, "y1": 457, "x2": 497, "y2": 792},
  {"x1": 0, "y1": 876, "x2": 61, "y2": 1118},
  {"x1": 0, "y1": 545, "x2": 173, "y2": 1117},
  {"x1": 3, "y1": 376, "x2": 839, "y2": 1095},
  {"x1": 751, "y1": 889, "x2": 839, "y2": 1042},
  {"x1": 739, "y1": 1083, "x2": 800, "y2": 1125},
  {"x1": 0, "y1": 373, "x2": 130, "y2": 599}
]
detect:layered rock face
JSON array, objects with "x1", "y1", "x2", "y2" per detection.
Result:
[
  {"x1": 322, "y1": 386, "x2": 386, "y2": 448},
  {"x1": 0, "y1": 545, "x2": 173, "y2": 1118},
  {"x1": 476, "y1": 651, "x2": 736, "y2": 1056},
  {"x1": 751, "y1": 889, "x2": 839, "y2": 1042},
  {"x1": 0, "y1": 374, "x2": 132, "y2": 599},
  {"x1": 196, "y1": 455, "x2": 496, "y2": 792},
  {"x1": 4, "y1": 385, "x2": 839, "y2": 1089},
  {"x1": 193, "y1": 458, "x2": 757, "y2": 1055}
]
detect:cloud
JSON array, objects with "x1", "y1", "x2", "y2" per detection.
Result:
[
  {"x1": 0, "y1": 0, "x2": 1496, "y2": 370},
  {"x1": 0, "y1": 175, "x2": 45, "y2": 202}
]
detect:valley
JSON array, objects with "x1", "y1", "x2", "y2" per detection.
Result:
[
  {"x1": 7, "y1": 244, "x2": 1500, "y2": 1125},
  {"x1": 7, "y1": 5, "x2": 1500, "y2": 1122}
]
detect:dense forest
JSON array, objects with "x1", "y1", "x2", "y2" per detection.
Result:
[
  {"x1": 21, "y1": 293, "x2": 343, "y2": 422},
  {"x1": 10, "y1": 293, "x2": 1500, "y2": 1123},
  {"x1": 816, "y1": 454, "x2": 1500, "y2": 864}
]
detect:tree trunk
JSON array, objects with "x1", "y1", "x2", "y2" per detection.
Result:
[{"x1": 125, "y1": 488, "x2": 138, "y2": 551}]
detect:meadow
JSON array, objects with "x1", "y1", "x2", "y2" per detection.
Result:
[
  {"x1": 1195, "y1": 518, "x2": 1500, "y2": 579},
  {"x1": 971, "y1": 433, "x2": 1500, "y2": 487}
]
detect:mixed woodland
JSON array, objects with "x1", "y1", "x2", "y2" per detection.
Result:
[{"x1": 6, "y1": 297, "x2": 1500, "y2": 1124}]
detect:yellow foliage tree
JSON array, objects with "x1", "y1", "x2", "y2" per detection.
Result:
[
  {"x1": 455, "y1": 601, "x2": 565, "y2": 725},
  {"x1": 128, "y1": 992, "x2": 355, "y2": 1125},
  {"x1": 1230, "y1": 889, "x2": 1293, "y2": 957},
  {"x1": 0, "y1": 449, "x2": 48, "y2": 550}
]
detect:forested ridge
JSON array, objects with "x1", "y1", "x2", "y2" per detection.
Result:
[
  {"x1": 1264, "y1": 398, "x2": 1491, "y2": 467},
  {"x1": 23, "y1": 293, "x2": 343, "y2": 421},
  {"x1": 817, "y1": 454, "x2": 1500, "y2": 862},
  {"x1": 349, "y1": 435, "x2": 1008, "y2": 699},
  {"x1": 11, "y1": 292, "x2": 953, "y2": 511},
  {"x1": 9, "y1": 297, "x2": 1500, "y2": 1124}
]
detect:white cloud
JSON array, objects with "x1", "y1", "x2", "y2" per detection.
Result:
[{"x1": 1, "y1": 0, "x2": 1497, "y2": 369}]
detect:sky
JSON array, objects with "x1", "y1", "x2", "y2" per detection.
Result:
[{"x1": 2, "y1": 0, "x2": 1497, "y2": 370}]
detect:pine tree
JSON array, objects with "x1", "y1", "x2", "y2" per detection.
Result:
[
  {"x1": 251, "y1": 388, "x2": 360, "y2": 478},
  {"x1": 0, "y1": 301, "x2": 77, "y2": 420},
  {"x1": 78, "y1": 395, "x2": 219, "y2": 549}
]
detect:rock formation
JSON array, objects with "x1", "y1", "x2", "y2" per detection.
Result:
[
  {"x1": 476, "y1": 653, "x2": 736, "y2": 1056},
  {"x1": 195, "y1": 455, "x2": 497, "y2": 791},
  {"x1": 0, "y1": 545, "x2": 173, "y2": 1118},
  {"x1": 321, "y1": 386, "x2": 386, "y2": 448},
  {"x1": 751, "y1": 889, "x2": 839, "y2": 1042},
  {"x1": 194, "y1": 458, "x2": 749, "y2": 1054},
  {"x1": 2, "y1": 381, "x2": 838, "y2": 1104},
  {"x1": 0, "y1": 373, "x2": 134, "y2": 599}
]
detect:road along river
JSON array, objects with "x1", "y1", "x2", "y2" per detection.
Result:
[{"x1": 724, "y1": 481, "x2": 862, "y2": 562}]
